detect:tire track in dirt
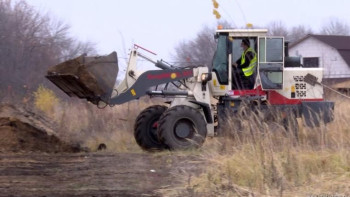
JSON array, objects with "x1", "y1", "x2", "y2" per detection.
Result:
[{"x1": 0, "y1": 152, "x2": 203, "y2": 196}]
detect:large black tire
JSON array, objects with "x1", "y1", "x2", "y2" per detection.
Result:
[
  {"x1": 157, "y1": 105, "x2": 207, "y2": 150},
  {"x1": 134, "y1": 105, "x2": 167, "y2": 151}
]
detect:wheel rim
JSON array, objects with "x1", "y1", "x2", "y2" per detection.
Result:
[{"x1": 174, "y1": 118, "x2": 195, "y2": 139}]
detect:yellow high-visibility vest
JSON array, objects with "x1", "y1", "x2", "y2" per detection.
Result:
[{"x1": 240, "y1": 48, "x2": 257, "y2": 77}]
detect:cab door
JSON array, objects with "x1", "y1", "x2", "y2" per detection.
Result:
[
  {"x1": 210, "y1": 34, "x2": 231, "y2": 95},
  {"x1": 258, "y1": 37, "x2": 284, "y2": 90}
]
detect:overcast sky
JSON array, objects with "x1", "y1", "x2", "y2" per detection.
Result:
[{"x1": 24, "y1": 0, "x2": 350, "y2": 64}]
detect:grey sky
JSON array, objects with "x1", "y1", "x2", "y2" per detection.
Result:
[{"x1": 25, "y1": 0, "x2": 350, "y2": 63}]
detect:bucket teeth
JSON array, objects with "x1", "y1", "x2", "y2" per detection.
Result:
[{"x1": 46, "y1": 74, "x2": 98, "y2": 103}]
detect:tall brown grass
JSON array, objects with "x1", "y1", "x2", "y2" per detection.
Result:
[
  {"x1": 185, "y1": 94, "x2": 350, "y2": 196},
  {"x1": 31, "y1": 85, "x2": 168, "y2": 152},
  {"x1": 52, "y1": 97, "x2": 166, "y2": 152}
]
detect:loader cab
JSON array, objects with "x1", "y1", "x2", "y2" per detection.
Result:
[{"x1": 210, "y1": 29, "x2": 285, "y2": 95}]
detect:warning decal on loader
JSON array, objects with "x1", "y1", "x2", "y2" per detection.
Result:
[
  {"x1": 170, "y1": 73, "x2": 177, "y2": 79},
  {"x1": 131, "y1": 89, "x2": 136, "y2": 96}
]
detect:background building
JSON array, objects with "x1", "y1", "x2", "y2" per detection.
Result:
[{"x1": 289, "y1": 35, "x2": 350, "y2": 92}]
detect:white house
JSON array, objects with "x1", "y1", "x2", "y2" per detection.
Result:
[{"x1": 289, "y1": 35, "x2": 350, "y2": 81}]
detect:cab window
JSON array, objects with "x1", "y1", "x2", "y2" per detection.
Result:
[
  {"x1": 259, "y1": 37, "x2": 284, "y2": 89},
  {"x1": 212, "y1": 35, "x2": 228, "y2": 84}
]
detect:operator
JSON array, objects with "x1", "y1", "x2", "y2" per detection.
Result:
[{"x1": 232, "y1": 38, "x2": 257, "y2": 89}]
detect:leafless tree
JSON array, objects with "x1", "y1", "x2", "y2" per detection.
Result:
[
  {"x1": 0, "y1": 0, "x2": 95, "y2": 101},
  {"x1": 172, "y1": 21, "x2": 233, "y2": 68},
  {"x1": 320, "y1": 17, "x2": 350, "y2": 35},
  {"x1": 172, "y1": 25, "x2": 216, "y2": 68},
  {"x1": 266, "y1": 21, "x2": 289, "y2": 38},
  {"x1": 289, "y1": 25, "x2": 313, "y2": 43}
]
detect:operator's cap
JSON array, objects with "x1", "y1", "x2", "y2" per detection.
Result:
[{"x1": 242, "y1": 38, "x2": 250, "y2": 47}]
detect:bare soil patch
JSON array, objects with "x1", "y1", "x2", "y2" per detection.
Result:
[
  {"x1": 0, "y1": 104, "x2": 81, "y2": 153},
  {"x1": 0, "y1": 104, "x2": 204, "y2": 196},
  {"x1": 0, "y1": 152, "x2": 203, "y2": 196}
]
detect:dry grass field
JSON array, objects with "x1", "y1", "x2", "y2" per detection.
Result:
[
  {"x1": 46, "y1": 90, "x2": 350, "y2": 196},
  {"x1": 179, "y1": 93, "x2": 350, "y2": 196},
  {"x1": 1, "y1": 86, "x2": 349, "y2": 196}
]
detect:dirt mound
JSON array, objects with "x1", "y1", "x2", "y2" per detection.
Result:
[{"x1": 0, "y1": 104, "x2": 81, "y2": 153}]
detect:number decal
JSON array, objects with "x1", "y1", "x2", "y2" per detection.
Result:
[{"x1": 293, "y1": 76, "x2": 307, "y2": 98}]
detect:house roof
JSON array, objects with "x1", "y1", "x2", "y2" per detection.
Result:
[{"x1": 290, "y1": 34, "x2": 350, "y2": 67}]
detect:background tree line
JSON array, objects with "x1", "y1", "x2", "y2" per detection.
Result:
[
  {"x1": 0, "y1": 0, "x2": 95, "y2": 102},
  {"x1": 172, "y1": 18, "x2": 350, "y2": 68},
  {"x1": 1, "y1": 0, "x2": 349, "y2": 103}
]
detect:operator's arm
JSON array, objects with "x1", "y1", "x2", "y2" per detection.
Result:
[
  {"x1": 237, "y1": 51, "x2": 253, "y2": 69},
  {"x1": 233, "y1": 57, "x2": 241, "y2": 67}
]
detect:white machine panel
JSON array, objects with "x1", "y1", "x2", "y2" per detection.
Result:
[{"x1": 276, "y1": 68, "x2": 324, "y2": 99}]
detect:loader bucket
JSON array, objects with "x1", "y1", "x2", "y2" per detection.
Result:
[{"x1": 46, "y1": 52, "x2": 118, "y2": 105}]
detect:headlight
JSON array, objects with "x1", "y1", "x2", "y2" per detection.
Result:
[{"x1": 201, "y1": 73, "x2": 209, "y2": 81}]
